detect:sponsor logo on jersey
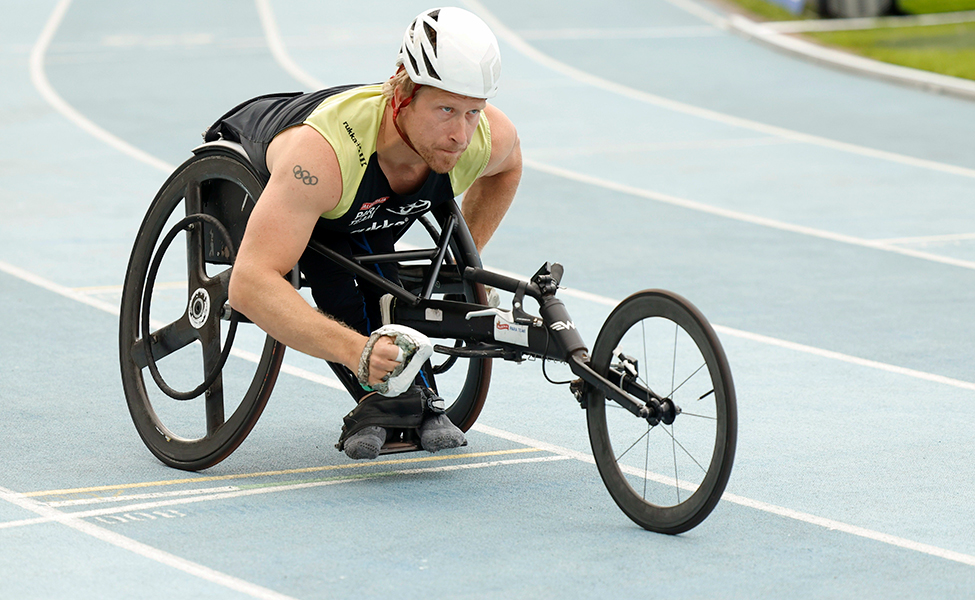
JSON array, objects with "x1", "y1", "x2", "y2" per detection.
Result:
[
  {"x1": 359, "y1": 197, "x2": 388, "y2": 211},
  {"x1": 350, "y1": 218, "x2": 410, "y2": 234},
  {"x1": 387, "y1": 199, "x2": 432, "y2": 216},
  {"x1": 343, "y1": 120, "x2": 368, "y2": 167}
]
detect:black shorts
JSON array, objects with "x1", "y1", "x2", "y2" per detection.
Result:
[{"x1": 299, "y1": 222, "x2": 400, "y2": 337}]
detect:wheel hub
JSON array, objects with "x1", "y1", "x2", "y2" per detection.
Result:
[
  {"x1": 188, "y1": 288, "x2": 211, "y2": 329},
  {"x1": 658, "y1": 398, "x2": 681, "y2": 426}
]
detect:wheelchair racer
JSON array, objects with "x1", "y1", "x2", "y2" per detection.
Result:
[{"x1": 213, "y1": 8, "x2": 522, "y2": 459}]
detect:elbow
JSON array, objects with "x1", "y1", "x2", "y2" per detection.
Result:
[{"x1": 227, "y1": 265, "x2": 255, "y2": 319}]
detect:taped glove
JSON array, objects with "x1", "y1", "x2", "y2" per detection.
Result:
[{"x1": 356, "y1": 324, "x2": 433, "y2": 397}]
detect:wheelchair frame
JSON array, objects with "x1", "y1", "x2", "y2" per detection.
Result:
[{"x1": 119, "y1": 141, "x2": 737, "y2": 534}]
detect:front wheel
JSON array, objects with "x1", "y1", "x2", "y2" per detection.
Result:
[{"x1": 586, "y1": 290, "x2": 737, "y2": 534}]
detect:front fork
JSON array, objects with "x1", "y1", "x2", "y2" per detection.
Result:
[{"x1": 535, "y1": 284, "x2": 680, "y2": 428}]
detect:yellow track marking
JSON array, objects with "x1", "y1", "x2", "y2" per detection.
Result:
[{"x1": 24, "y1": 448, "x2": 543, "y2": 498}]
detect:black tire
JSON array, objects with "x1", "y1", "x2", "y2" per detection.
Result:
[
  {"x1": 119, "y1": 148, "x2": 285, "y2": 471},
  {"x1": 586, "y1": 290, "x2": 736, "y2": 534},
  {"x1": 412, "y1": 205, "x2": 491, "y2": 432}
]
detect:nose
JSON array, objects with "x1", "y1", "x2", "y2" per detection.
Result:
[{"x1": 446, "y1": 116, "x2": 468, "y2": 146}]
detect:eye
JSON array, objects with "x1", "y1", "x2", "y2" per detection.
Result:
[{"x1": 440, "y1": 106, "x2": 454, "y2": 114}]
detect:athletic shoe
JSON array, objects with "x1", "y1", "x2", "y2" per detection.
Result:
[
  {"x1": 419, "y1": 414, "x2": 466, "y2": 452},
  {"x1": 343, "y1": 426, "x2": 386, "y2": 460}
]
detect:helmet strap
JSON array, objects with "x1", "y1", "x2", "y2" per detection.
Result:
[{"x1": 391, "y1": 83, "x2": 422, "y2": 155}]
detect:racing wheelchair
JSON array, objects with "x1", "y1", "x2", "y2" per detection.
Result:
[{"x1": 119, "y1": 141, "x2": 737, "y2": 534}]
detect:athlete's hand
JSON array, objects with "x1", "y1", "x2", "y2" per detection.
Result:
[{"x1": 366, "y1": 336, "x2": 403, "y2": 387}]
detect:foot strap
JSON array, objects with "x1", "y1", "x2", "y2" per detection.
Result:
[{"x1": 335, "y1": 387, "x2": 444, "y2": 451}]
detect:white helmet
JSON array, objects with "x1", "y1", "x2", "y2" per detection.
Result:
[{"x1": 396, "y1": 7, "x2": 502, "y2": 99}]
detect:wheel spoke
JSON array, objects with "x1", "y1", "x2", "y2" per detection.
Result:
[
  {"x1": 671, "y1": 423, "x2": 680, "y2": 503},
  {"x1": 679, "y1": 411, "x2": 717, "y2": 420},
  {"x1": 205, "y1": 378, "x2": 226, "y2": 435},
  {"x1": 131, "y1": 315, "x2": 197, "y2": 369},
  {"x1": 659, "y1": 425, "x2": 709, "y2": 475},
  {"x1": 200, "y1": 314, "x2": 226, "y2": 434},
  {"x1": 184, "y1": 181, "x2": 207, "y2": 286},
  {"x1": 184, "y1": 177, "x2": 203, "y2": 214},
  {"x1": 669, "y1": 362, "x2": 707, "y2": 399}
]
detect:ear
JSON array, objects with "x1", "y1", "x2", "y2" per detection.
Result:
[{"x1": 392, "y1": 83, "x2": 409, "y2": 106}]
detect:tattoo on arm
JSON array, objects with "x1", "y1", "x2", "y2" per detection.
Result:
[{"x1": 293, "y1": 165, "x2": 319, "y2": 185}]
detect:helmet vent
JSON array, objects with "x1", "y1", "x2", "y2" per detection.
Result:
[
  {"x1": 423, "y1": 22, "x2": 438, "y2": 56},
  {"x1": 407, "y1": 48, "x2": 420, "y2": 76},
  {"x1": 422, "y1": 47, "x2": 440, "y2": 81}
]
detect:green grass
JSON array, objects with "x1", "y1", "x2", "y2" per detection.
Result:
[
  {"x1": 898, "y1": 0, "x2": 975, "y2": 13},
  {"x1": 731, "y1": 0, "x2": 816, "y2": 20},
  {"x1": 724, "y1": 0, "x2": 975, "y2": 81},
  {"x1": 809, "y1": 22, "x2": 975, "y2": 80}
]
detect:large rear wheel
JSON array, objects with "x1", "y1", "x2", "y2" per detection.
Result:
[{"x1": 119, "y1": 148, "x2": 285, "y2": 471}]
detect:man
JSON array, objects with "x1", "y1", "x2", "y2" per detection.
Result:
[{"x1": 213, "y1": 8, "x2": 521, "y2": 459}]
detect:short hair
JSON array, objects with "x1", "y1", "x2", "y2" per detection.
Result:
[{"x1": 382, "y1": 67, "x2": 417, "y2": 101}]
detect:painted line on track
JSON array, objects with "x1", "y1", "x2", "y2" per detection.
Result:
[
  {"x1": 253, "y1": 0, "x2": 975, "y2": 272},
  {"x1": 523, "y1": 159, "x2": 975, "y2": 271},
  {"x1": 1, "y1": 455, "x2": 570, "y2": 531},
  {"x1": 472, "y1": 424, "x2": 975, "y2": 568},
  {"x1": 0, "y1": 484, "x2": 300, "y2": 600},
  {"x1": 463, "y1": 0, "x2": 975, "y2": 179},
  {"x1": 30, "y1": 0, "x2": 174, "y2": 174},
  {"x1": 22, "y1": 447, "x2": 545, "y2": 498},
  {"x1": 18, "y1": 0, "x2": 975, "y2": 571}
]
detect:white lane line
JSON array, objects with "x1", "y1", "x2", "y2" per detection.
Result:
[
  {"x1": 524, "y1": 158, "x2": 975, "y2": 271},
  {"x1": 0, "y1": 456, "x2": 570, "y2": 531},
  {"x1": 0, "y1": 259, "x2": 121, "y2": 316},
  {"x1": 0, "y1": 486, "x2": 299, "y2": 600},
  {"x1": 874, "y1": 232, "x2": 975, "y2": 245},
  {"x1": 254, "y1": 0, "x2": 319, "y2": 90},
  {"x1": 461, "y1": 0, "x2": 975, "y2": 181},
  {"x1": 6, "y1": 258, "x2": 975, "y2": 565},
  {"x1": 21, "y1": 0, "x2": 975, "y2": 564},
  {"x1": 30, "y1": 0, "x2": 174, "y2": 173},
  {"x1": 10, "y1": 253, "x2": 971, "y2": 395},
  {"x1": 32, "y1": 0, "x2": 974, "y2": 277},
  {"x1": 0, "y1": 259, "x2": 348, "y2": 391},
  {"x1": 489, "y1": 264, "x2": 975, "y2": 392},
  {"x1": 712, "y1": 324, "x2": 975, "y2": 391},
  {"x1": 471, "y1": 425, "x2": 975, "y2": 568},
  {"x1": 515, "y1": 26, "x2": 724, "y2": 40},
  {"x1": 525, "y1": 135, "x2": 796, "y2": 158},
  {"x1": 722, "y1": 492, "x2": 975, "y2": 567},
  {"x1": 45, "y1": 486, "x2": 242, "y2": 508},
  {"x1": 255, "y1": 0, "x2": 975, "y2": 272}
]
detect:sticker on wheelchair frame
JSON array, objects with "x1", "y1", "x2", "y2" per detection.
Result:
[
  {"x1": 188, "y1": 288, "x2": 211, "y2": 329},
  {"x1": 494, "y1": 315, "x2": 529, "y2": 347}
]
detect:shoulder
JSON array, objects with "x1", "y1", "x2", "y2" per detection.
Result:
[
  {"x1": 264, "y1": 124, "x2": 343, "y2": 217},
  {"x1": 480, "y1": 104, "x2": 520, "y2": 179}
]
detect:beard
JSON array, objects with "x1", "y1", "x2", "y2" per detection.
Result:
[{"x1": 414, "y1": 143, "x2": 464, "y2": 174}]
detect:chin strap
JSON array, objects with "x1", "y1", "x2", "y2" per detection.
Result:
[{"x1": 390, "y1": 78, "x2": 422, "y2": 155}]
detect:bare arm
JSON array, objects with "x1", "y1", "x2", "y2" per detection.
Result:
[
  {"x1": 461, "y1": 104, "x2": 522, "y2": 253},
  {"x1": 228, "y1": 125, "x2": 399, "y2": 385}
]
